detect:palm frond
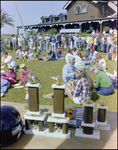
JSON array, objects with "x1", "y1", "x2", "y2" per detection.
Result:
[{"x1": 1, "y1": 9, "x2": 14, "y2": 28}]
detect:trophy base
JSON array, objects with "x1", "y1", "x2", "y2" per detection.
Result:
[
  {"x1": 75, "y1": 128, "x2": 100, "y2": 139},
  {"x1": 45, "y1": 128, "x2": 71, "y2": 139},
  {"x1": 95, "y1": 120, "x2": 110, "y2": 130},
  {"x1": 23, "y1": 125, "x2": 47, "y2": 136}
]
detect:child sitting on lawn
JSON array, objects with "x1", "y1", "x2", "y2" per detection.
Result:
[{"x1": 55, "y1": 47, "x2": 62, "y2": 59}]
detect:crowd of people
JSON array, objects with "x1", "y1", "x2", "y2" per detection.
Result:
[{"x1": 1, "y1": 28, "x2": 117, "y2": 105}]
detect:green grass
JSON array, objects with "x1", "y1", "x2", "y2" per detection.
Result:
[{"x1": 1, "y1": 45, "x2": 117, "y2": 112}]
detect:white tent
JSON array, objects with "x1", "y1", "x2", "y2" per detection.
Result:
[{"x1": 59, "y1": 29, "x2": 81, "y2": 33}]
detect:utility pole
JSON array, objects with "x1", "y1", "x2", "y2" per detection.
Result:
[{"x1": 13, "y1": 1, "x2": 27, "y2": 38}]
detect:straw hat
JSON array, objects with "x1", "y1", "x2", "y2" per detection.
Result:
[{"x1": 20, "y1": 64, "x2": 26, "y2": 68}]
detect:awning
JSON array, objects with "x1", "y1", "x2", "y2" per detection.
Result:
[{"x1": 59, "y1": 29, "x2": 81, "y2": 33}]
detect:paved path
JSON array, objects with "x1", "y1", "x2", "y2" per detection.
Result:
[{"x1": 1, "y1": 101, "x2": 117, "y2": 149}]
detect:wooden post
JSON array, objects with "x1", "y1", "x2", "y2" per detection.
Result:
[
  {"x1": 100, "y1": 21, "x2": 102, "y2": 35},
  {"x1": 17, "y1": 28, "x2": 19, "y2": 35}
]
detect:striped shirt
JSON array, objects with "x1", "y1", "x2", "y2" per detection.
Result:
[{"x1": 71, "y1": 77, "x2": 89, "y2": 104}]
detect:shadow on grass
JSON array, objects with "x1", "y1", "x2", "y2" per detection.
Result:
[{"x1": 91, "y1": 91, "x2": 100, "y2": 102}]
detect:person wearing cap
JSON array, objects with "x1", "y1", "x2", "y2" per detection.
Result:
[
  {"x1": 37, "y1": 33, "x2": 43, "y2": 51},
  {"x1": 19, "y1": 64, "x2": 34, "y2": 84},
  {"x1": 96, "y1": 55, "x2": 106, "y2": 71},
  {"x1": 62, "y1": 56, "x2": 77, "y2": 84},
  {"x1": 1, "y1": 65, "x2": 17, "y2": 97},
  {"x1": 45, "y1": 49, "x2": 55, "y2": 61},
  {"x1": 65, "y1": 64, "x2": 94, "y2": 104},
  {"x1": 43, "y1": 55, "x2": 77, "y2": 99},
  {"x1": 90, "y1": 64, "x2": 114, "y2": 95}
]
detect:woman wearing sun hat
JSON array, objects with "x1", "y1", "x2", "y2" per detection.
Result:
[{"x1": 65, "y1": 64, "x2": 94, "y2": 104}]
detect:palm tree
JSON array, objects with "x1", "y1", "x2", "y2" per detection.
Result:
[
  {"x1": 1, "y1": 9, "x2": 14, "y2": 28},
  {"x1": 26, "y1": 29, "x2": 38, "y2": 36}
]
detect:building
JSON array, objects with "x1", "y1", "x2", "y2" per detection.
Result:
[{"x1": 17, "y1": 1, "x2": 117, "y2": 35}]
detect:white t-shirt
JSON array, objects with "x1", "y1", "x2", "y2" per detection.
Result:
[
  {"x1": 73, "y1": 55, "x2": 82, "y2": 68},
  {"x1": 94, "y1": 38, "x2": 97, "y2": 45},
  {"x1": 11, "y1": 37, "x2": 16, "y2": 44},
  {"x1": 81, "y1": 37, "x2": 86, "y2": 41},
  {"x1": 4, "y1": 55, "x2": 17, "y2": 68},
  {"x1": 91, "y1": 51, "x2": 98, "y2": 60},
  {"x1": 98, "y1": 59, "x2": 106, "y2": 70},
  {"x1": 37, "y1": 35, "x2": 43, "y2": 41},
  {"x1": 22, "y1": 51, "x2": 28, "y2": 57},
  {"x1": 65, "y1": 53, "x2": 73, "y2": 63},
  {"x1": 18, "y1": 37, "x2": 22, "y2": 46},
  {"x1": 86, "y1": 36, "x2": 90, "y2": 44}
]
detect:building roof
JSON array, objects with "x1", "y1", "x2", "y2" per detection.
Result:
[
  {"x1": 49, "y1": 15, "x2": 59, "y2": 18},
  {"x1": 40, "y1": 16, "x2": 49, "y2": 19},
  {"x1": 63, "y1": 0, "x2": 108, "y2": 9},
  {"x1": 58, "y1": 13, "x2": 67, "y2": 16}
]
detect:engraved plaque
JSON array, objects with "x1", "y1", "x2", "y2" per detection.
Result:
[
  {"x1": 53, "y1": 88, "x2": 64, "y2": 114},
  {"x1": 28, "y1": 87, "x2": 39, "y2": 112}
]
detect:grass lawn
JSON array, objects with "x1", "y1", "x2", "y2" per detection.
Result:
[{"x1": 1, "y1": 45, "x2": 117, "y2": 112}]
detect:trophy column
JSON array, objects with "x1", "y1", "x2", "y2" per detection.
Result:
[
  {"x1": 95, "y1": 104, "x2": 110, "y2": 130},
  {"x1": 23, "y1": 82, "x2": 47, "y2": 135},
  {"x1": 75, "y1": 101, "x2": 100, "y2": 139},
  {"x1": 45, "y1": 84, "x2": 71, "y2": 139}
]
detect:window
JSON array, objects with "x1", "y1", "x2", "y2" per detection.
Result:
[
  {"x1": 74, "y1": 4, "x2": 80, "y2": 14},
  {"x1": 60, "y1": 15, "x2": 64, "y2": 22},
  {"x1": 80, "y1": 3, "x2": 88, "y2": 13},
  {"x1": 42, "y1": 18, "x2": 45, "y2": 24},
  {"x1": 50, "y1": 16, "x2": 53, "y2": 23},
  {"x1": 74, "y1": 3, "x2": 88, "y2": 14}
]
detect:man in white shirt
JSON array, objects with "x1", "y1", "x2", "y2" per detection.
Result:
[
  {"x1": 73, "y1": 33, "x2": 78, "y2": 48},
  {"x1": 107, "y1": 34, "x2": 112, "y2": 52},
  {"x1": 20, "y1": 34, "x2": 25, "y2": 49},
  {"x1": 86, "y1": 34, "x2": 90, "y2": 50},
  {"x1": 37, "y1": 33, "x2": 43, "y2": 51},
  {"x1": 61, "y1": 34, "x2": 65, "y2": 50},
  {"x1": 45, "y1": 34, "x2": 50, "y2": 52}
]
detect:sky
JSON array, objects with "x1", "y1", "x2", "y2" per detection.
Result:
[{"x1": 1, "y1": 1, "x2": 68, "y2": 35}]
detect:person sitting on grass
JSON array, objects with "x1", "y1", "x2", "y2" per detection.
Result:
[
  {"x1": 18, "y1": 48, "x2": 28, "y2": 62},
  {"x1": 63, "y1": 47, "x2": 73, "y2": 62},
  {"x1": 55, "y1": 47, "x2": 62, "y2": 59},
  {"x1": 15, "y1": 46, "x2": 23, "y2": 59},
  {"x1": 65, "y1": 64, "x2": 94, "y2": 104},
  {"x1": 18, "y1": 63, "x2": 41, "y2": 86},
  {"x1": 90, "y1": 64, "x2": 114, "y2": 95},
  {"x1": 43, "y1": 56, "x2": 77, "y2": 99},
  {"x1": 105, "y1": 48, "x2": 114, "y2": 61},
  {"x1": 96, "y1": 55, "x2": 106, "y2": 71},
  {"x1": 45, "y1": 49, "x2": 55, "y2": 61},
  {"x1": 1, "y1": 64, "x2": 17, "y2": 97},
  {"x1": 82, "y1": 48, "x2": 91, "y2": 61},
  {"x1": 1, "y1": 51, "x2": 17, "y2": 72},
  {"x1": 72, "y1": 47, "x2": 78, "y2": 56},
  {"x1": 89, "y1": 49, "x2": 98, "y2": 64},
  {"x1": 31, "y1": 46, "x2": 43, "y2": 61}
]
